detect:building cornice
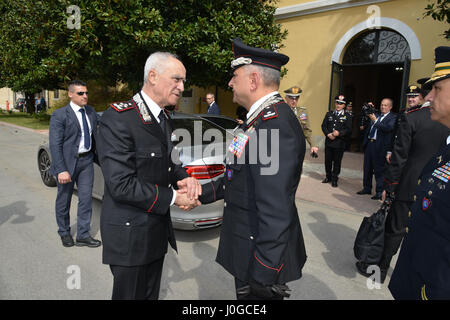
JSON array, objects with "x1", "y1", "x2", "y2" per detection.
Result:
[{"x1": 275, "y1": 0, "x2": 392, "y2": 20}]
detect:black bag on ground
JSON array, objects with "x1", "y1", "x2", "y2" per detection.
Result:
[{"x1": 353, "y1": 196, "x2": 393, "y2": 264}]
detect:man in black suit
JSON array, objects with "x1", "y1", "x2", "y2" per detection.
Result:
[
  {"x1": 49, "y1": 80, "x2": 101, "y2": 248},
  {"x1": 321, "y1": 95, "x2": 353, "y2": 187},
  {"x1": 389, "y1": 46, "x2": 450, "y2": 299},
  {"x1": 96, "y1": 52, "x2": 201, "y2": 300},
  {"x1": 357, "y1": 98, "x2": 397, "y2": 200},
  {"x1": 200, "y1": 38, "x2": 307, "y2": 300},
  {"x1": 206, "y1": 93, "x2": 220, "y2": 115}
]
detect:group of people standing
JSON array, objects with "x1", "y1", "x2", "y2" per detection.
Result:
[{"x1": 47, "y1": 38, "x2": 450, "y2": 300}]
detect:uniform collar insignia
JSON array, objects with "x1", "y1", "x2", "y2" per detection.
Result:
[
  {"x1": 246, "y1": 94, "x2": 283, "y2": 125},
  {"x1": 133, "y1": 92, "x2": 153, "y2": 123}
]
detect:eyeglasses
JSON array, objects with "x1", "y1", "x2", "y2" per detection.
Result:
[
  {"x1": 288, "y1": 96, "x2": 299, "y2": 100},
  {"x1": 76, "y1": 91, "x2": 89, "y2": 96}
]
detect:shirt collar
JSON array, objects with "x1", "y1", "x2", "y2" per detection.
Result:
[
  {"x1": 70, "y1": 101, "x2": 84, "y2": 112},
  {"x1": 246, "y1": 91, "x2": 278, "y2": 119},
  {"x1": 447, "y1": 135, "x2": 450, "y2": 145},
  {"x1": 140, "y1": 90, "x2": 165, "y2": 122}
]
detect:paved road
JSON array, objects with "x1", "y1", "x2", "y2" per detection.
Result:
[{"x1": 0, "y1": 122, "x2": 394, "y2": 300}]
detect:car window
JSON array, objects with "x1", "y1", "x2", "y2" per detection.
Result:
[{"x1": 172, "y1": 118, "x2": 235, "y2": 146}]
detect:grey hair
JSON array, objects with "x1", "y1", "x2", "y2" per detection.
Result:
[
  {"x1": 246, "y1": 64, "x2": 281, "y2": 87},
  {"x1": 143, "y1": 52, "x2": 180, "y2": 83}
]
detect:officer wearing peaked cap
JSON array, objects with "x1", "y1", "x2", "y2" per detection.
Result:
[
  {"x1": 200, "y1": 38, "x2": 307, "y2": 300},
  {"x1": 405, "y1": 84, "x2": 424, "y2": 113},
  {"x1": 389, "y1": 46, "x2": 450, "y2": 299},
  {"x1": 386, "y1": 84, "x2": 427, "y2": 162},
  {"x1": 284, "y1": 86, "x2": 319, "y2": 157},
  {"x1": 321, "y1": 94, "x2": 352, "y2": 187}
]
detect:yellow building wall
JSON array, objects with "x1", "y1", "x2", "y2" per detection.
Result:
[
  {"x1": 0, "y1": 88, "x2": 14, "y2": 110},
  {"x1": 276, "y1": 0, "x2": 449, "y2": 146}
]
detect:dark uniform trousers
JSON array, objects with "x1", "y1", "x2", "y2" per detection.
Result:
[
  {"x1": 110, "y1": 257, "x2": 164, "y2": 300},
  {"x1": 97, "y1": 93, "x2": 188, "y2": 300},
  {"x1": 321, "y1": 111, "x2": 352, "y2": 182},
  {"x1": 200, "y1": 95, "x2": 307, "y2": 300}
]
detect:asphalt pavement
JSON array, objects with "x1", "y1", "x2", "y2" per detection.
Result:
[{"x1": 0, "y1": 121, "x2": 394, "y2": 300}]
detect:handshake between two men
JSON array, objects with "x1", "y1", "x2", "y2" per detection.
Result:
[{"x1": 174, "y1": 177, "x2": 202, "y2": 211}]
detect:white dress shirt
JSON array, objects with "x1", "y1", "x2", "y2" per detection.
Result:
[
  {"x1": 70, "y1": 101, "x2": 92, "y2": 154},
  {"x1": 140, "y1": 90, "x2": 176, "y2": 206}
]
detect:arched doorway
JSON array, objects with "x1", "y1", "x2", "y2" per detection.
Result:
[{"x1": 329, "y1": 28, "x2": 412, "y2": 151}]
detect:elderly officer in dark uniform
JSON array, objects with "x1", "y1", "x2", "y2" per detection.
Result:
[
  {"x1": 355, "y1": 84, "x2": 449, "y2": 282},
  {"x1": 96, "y1": 52, "x2": 201, "y2": 300},
  {"x1": 321, "y1": 95, "x2": 352, "y2": 187},
  {"x1": 389, "y1": 46, "x2": 450, "y2": 299},
  {"x1": 284, "y1": 86, "x2": 319, "y2": 157},
  {"x1": 200, "y1": 38, "x2": 307, "y2": 300}
]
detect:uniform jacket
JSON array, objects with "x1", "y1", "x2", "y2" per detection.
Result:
[
  {"x1": 384, "y1": 107, "x2": 450, "y2": 201},
  {"x1": 292, "y1": 106, "x2": 315, "y2": 147},
  {"x1": 207, "y1": 101, "x2": 220, "y2": 115},
  {"x1": 96, "y1": 92, "x2": 188, "y2": 267},
  {"x1": 321, "y1": 110, "x2": 352, "y2": 149},
  {"x1": 389, "y1": 142, "x2": 450, "y2": 299},
  {"x1": 49, "y1": 103, "x2": 98, "y2": 177},
  {"x1": 200, "y1": 94, "x2": 307, "y2": 286}
]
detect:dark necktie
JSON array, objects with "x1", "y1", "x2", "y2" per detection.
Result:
[
  {"x1": 158, "y1": 110, "x2": 167, "y2": 135},
  {"x1": 79, "y1": 108, "x2": 91, "y2": 149}
]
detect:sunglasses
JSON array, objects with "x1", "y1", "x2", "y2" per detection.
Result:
[
  {"x1": 76, "y1": 91, "x2": 89, "y2": 96},
  {"x1": 288, "y1": 96, "x2": 299, "y2": 100}
]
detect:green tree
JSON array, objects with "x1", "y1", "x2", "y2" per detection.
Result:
[
  {"x1": 0, "y1": 0, "x2": 286, "y2": 111},
  {"x1": 424, "y1": 0, "x2": 450, "y2": 39}
]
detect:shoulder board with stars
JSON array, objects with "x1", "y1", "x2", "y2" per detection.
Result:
[
  {"x1": 262, "y1": 105, "x2": 279, "y2": 121},
  {"x1": 110, "y1": 100, "x2": 134, "y2": 112}
]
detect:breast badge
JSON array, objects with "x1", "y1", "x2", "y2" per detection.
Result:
[{"x1": 228, "y1": 132, "x2": 250, "y2": 159}]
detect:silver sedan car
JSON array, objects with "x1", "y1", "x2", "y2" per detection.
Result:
[{"x1": 37, "y1": 112, "x2": 237, "y2": 230}]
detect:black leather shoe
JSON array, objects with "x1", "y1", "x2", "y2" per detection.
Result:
[
  {"x1": 322, "y1": 178, "x2": 331, "y2": 183},
  {"x1": 76, "y1": 236, "x2": 102, "y2": 248},
  {"x1": 61, "y1": 235, "x2": 74, "y2": 247},
  {"x1": 331, "y1": 181, "x2": 338, "y2": 187},
  {"x1": 371, "y1": 194, "x2": 382, "y2": 200},
  {"x1": 355, "y1": 261, "x2": 372, "y2": 277},
  {"x1": 356, "y1": 190, "x2": 371, "y2": 195}
]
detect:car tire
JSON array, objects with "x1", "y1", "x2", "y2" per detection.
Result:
[{"x1": 38, "y1": 150, "x2": 57, "y2": 187}]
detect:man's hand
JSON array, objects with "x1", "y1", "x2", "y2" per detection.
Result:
[
  {"x1": 368, "y1": 113, "x2": 377, "y2": 122},
  {"x1": 327, "y1": 133, "x2": 335, "y2": 140},
  {"x1": 57, "y1": 171, "x2": 72, "y2": 184},
  {"x1": 310, "y1": 146, "x2": 319, "y2": 154},
  {"x1": 175, "y1": 191, "x2": 201, "y2": 211},
  {"x1": 177, "y1": 177, "x2": 202, "y2": 200},
  {"x1": 332, "y1": 130, "x2": 340, "y2": 137},
  {"x1": 386, "y1": 152, "x2": 392, "y2": 164}
]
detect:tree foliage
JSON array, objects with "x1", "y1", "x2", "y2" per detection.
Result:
[
  {"x1": 0, "y1": 0, "x2": 287, "y2": 96},
  {"x1": 424, "y1": 0, "x2": 450, "y2": 39}
]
